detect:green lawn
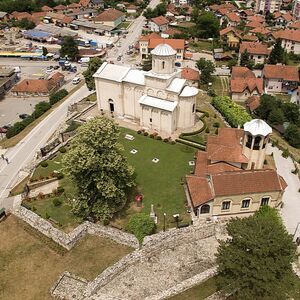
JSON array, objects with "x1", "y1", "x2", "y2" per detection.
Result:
[
  {"x1": 117, "y1": 21, "x2": 131, "y2": 29},
  {"x1": 189, "y1": 40, "x2": 213, "y2": 52}
]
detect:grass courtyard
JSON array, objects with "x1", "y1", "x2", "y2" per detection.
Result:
[
  {"x1": 0, "y1": 216, "x2": 132, "y2": 300},
  {"x1": 26, "y1": 126, "x2": 196, "y2": 231}
]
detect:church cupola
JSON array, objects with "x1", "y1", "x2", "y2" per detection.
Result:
[
  {"x1": 242, "y1": 119, "x2": 272, "y2": 170},
  {"x1": 150, "y1": 44, "x2": 176, "y2": 75}
]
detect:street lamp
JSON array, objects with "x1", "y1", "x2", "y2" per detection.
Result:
[{"x1": 163, "y1": 213, "x2": 166, "y2": 232}]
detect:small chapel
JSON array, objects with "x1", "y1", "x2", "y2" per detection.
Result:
[{"x1": 93, "y1": 43, "x2": 199, "y2": 135}]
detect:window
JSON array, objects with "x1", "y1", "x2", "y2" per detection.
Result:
[
  {"x1": 241, "y1": 199, "x2": 250, "y2": 208},
  {"x1": 200, "y1": 204, "x2": 210, "y2": 214},
  {"x1": 150, "y1": 118, "x2": 152, "y2": 123},
  {"x1": 261, "y1": 197, "x2": 269, "y2": 206},
  {"x1": 162, "y1": 61, "x2": 165, "y2": 69},
  {"x1": 192, "y1": 104, "x2": 195, "y2": 113},
  {"x1": 221, "y1": 201, "x2": 231, "y2": 210}
]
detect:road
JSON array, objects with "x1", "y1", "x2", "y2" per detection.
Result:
[
  {"x1": 0, "y1": 85, "x2": 92, "y2": 204},
  {"x1": 107, "y1": 0, "x2": 161, "y2": 63}
]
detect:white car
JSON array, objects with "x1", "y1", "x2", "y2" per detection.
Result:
[
  {"x1": 46, "y1": 66, "x2": 54, "y2": 74},
  {"x1": 72, "y1": 77, "x2": 81, "y2": 85}
]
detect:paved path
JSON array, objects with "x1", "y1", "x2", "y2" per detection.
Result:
[
  {"x1": 0, "y1": 85, "x2": 92, "y2": 207},
  {"x1": 267, "y1": 145, "x2": 300, "y2": 235}
]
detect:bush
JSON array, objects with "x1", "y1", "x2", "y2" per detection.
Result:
[
  {"x1": 163, "y1": 138, "x2": 169, "y2": 143},
  {"x1": 45, "y1": 212, "x2": 50, "y2": 219},
  {"x1": 49, "y1": 89, "x2": 68, "y2": 105},
  {"x1": 205, "y1": 127, "x2": 210, "y2": 133},
  {"x1": 143, "y1": 132, "x2": 149, "y2": 136},
  {"x1": 213, "y1": 122, "x2": 220, "y2": 128},
  {"x1": 126, "y1": 213, "x2": 156, "y2": 243},
  {"x1": 59, "y1": 147, "x2": 66, "y2": 153},
  {"x1": 212, "y1": 96, "x2": 252, "y2": 127},
  {"x1": 65, "y1": 121, "x2": 80, "y2": 133},
  {"x1": 282, "y1": 148, "x2": 289, "y2": 158},
  {"x1": 56, "y1": 173, "x2": 64, "y2": 180},
  {"x1": 41, "y1": 161, "x2": 48, "y2": 168},
  {"x1": 156, "y1": 136, "x2": 162, "y2": 140},
  {"x1": 52, "y1": 198, "x2": 62, "y2": 207},
  {"x1": 149, "y1": 134, "x2": 154, "y2": 138},
  {"x1": 57, "y1": 186, "x2": 65, "y2": 193},
  {"x1": 137, "y1": 130, "x2": 141, "y2": 134}
]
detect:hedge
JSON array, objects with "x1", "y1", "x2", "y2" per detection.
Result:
[
  {"x1": 175, "y1": 138, "x2": 206, "y2": 150},
  {"x1": 212, "y1": 96, "x2": 252, "y2": 127},
  {"x1": 49, "y1": 89, "x2": 68, "y2": 105}
]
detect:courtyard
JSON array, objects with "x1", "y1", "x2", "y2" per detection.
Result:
[
  {"x1": 24, "y1": 126, "x2": 196, "y2": 231},
  {"x1": 0, "y1": 216, "x2": 132, "y2": 300}
]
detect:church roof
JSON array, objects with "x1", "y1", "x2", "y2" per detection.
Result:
[
  {"x1": 123, "y1": 69, "x2": 145, "y2": 85},
  {"x1": 151, "y1": 43, "x2": 177, "y2": 56},
  {"x1": 93, "y1": 62, "x2": 130, "y2": 82},
  {"x1": 166, "y1": 78, "x2": 186, "y2": 93},
  {"x1": 244, "y1": 119, "x2": 272, "y2": 136},
  {"x1": 180, "y1": 86, "x2": 198, "y2": 97},
  {"x1": 139, "y1": 95, "x2": 177, "y2": 112}
]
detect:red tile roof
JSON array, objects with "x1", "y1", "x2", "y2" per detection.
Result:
[
  {"x1": 225, "y1": 12, "x2": 241, "y2": 23},
  {"x1": 206, "y1": 128, "x2": 248, "y2": 164},
  {"x1": 151, "y1": 15, "x2": 169, "y2": 26},
  {"x1": 289, "y1": 21, "x2": 300, "y2": 29},
  {"x1": 148, "y1": 38, "x2": 185, "y2": 50},
  {"x1": 162, "y1": 28, "x2": 182, "y2": 36},
  {"x1": 242, "y1": 34, "x2": 258, "y2": 42},
  {"x1": 79, "y1": 0, "x2": 90, "y2": 7},
  {"x1": 272, "y1": 29, "x2": 300, "y2": 43},
  {"x1": 211, "y1": 169, "x2": 286, "y2": 196},
  {"x1": 246, "y1": 20, "x2": 264, "y2": 29},
  {"x1": 181, "y1": 67, "x2": 199, "y2": 81},
  {"x1": 249, "y1": 27, "x2": 271, "y2": 35},
  {"x1": 11, "y1": 11, "x2": 31, "y2": 20},
  {"x1": 68, "y1": 2, "x2": 82, "y2": 9},
  {"x1": 54, "y1": 4, "x2": 67, "y2": 10},
  {"x1": 246, "y1": 95, "x2": 260, "y2": 111},
  {"x1": 263, "y1": 65, "x2": 299, "y2": 82},
  {"x1": 247, "y1": 15, "x2": 265, "y2": 23},
  {"x1": 41, "y1": 5, "x2": 53, "y2": 12},
  {"x1": 220, "y1": 26, "x2": 241, "y2": 39},
  {"x1": 209, "y1": 3, "x2": 236, "y2": 12},
  {"x1": 231, "y1": 66, "x2": 256, "y2": 79},
  {"x1": 94, "y1": 8, "x2": 124, "y2": 22},
  {"x1": 239, "y1": 42, "x2": 270, "y2": 55}
]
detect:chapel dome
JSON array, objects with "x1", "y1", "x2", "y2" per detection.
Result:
[
  {"x1": 244, "y1": 119, "x2": 272, "y2": 136},
  {"x1": 150, "y1": 43, "x2": 177, "y2": 56}
]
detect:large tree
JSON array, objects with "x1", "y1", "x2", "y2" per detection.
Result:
[
  {"x1": 192, "y1": 11, "x2": 220, "y2": 38},
  {"x1": 268, "y1": 39, "x2": 285, "y2": 65},
  {"x1": 83, "y1": 57, "x2": 103, "y2": 90},
  {"x1": 284, "y1": 124, "x2": 300, "y2": 148},
  {"x1": 60, "y1": 36, "x2": 79, "y2": 61},
  {"x1": 196, "y1": 58, "x2": 215, "y2": 84},
  {"x1": 240, "y1": 50, "x2": 254, "y2": 69},
  {"x1": 216, "y1": 206, "x2": 296, "y2": 300},
  {"x1": 62, "y1": 117, "x2": 135, "y2": 222}
]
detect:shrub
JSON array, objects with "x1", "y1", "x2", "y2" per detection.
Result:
[
  {"x1": 143, "y1": 132, "x2": 149, "y2": 136},
  {"x1": 205, "y1": 127, "x2": 210, "y2": 133},
  {"x1": 282, "y1": 148, "x2": 289, "y2": 158},
  {"x1": 213, "y1": 121, "x2": 220, "y2": 128},
  {"x1": 212, "y1": 96, "x2": 252, "y2": 127},
  {"x1": 170, "y1": 141, "x2": 176, "y2": 145},
  {"x1": 41, "y1": 161, "x2": 48, "y2": 168},
  {"x1": 57, "y1": 186, "x2": 65, "y2": 193},
  {"x1": 163, "y1": 138, "x2": 169, "y2": 143},
  {"x1": 149, "y1": 134, "x2": 154, "y2": 138},
  {"x1": 156, "y1": 136, "x2": 162, "y2": 140},
  {"x1": 49, "y1": 89, "x2": 68, "y2": 105},
  {"x1": 56, "y1": 173, "x2": 64, "y2": 180},
  {"x1": 59, "y1": 146, "x2": 66, "y2": 153},
  {"x1": 52, "y1": 198, "x2": 63, "y2": 207},
  {"x1": 215, "y1": 128, "x2": 218, "y2": 134},
  {"x1": 37, "y1": 192, "x2": 44, "y2": 199},
  {"x1": 45, "y1": 212, "x2": 50, "y2": 219},
  {"x1": 126, "y1": 213, "x2": 156, "y2": 243},
  {"x1": 65, "y1": 121, "x2": 80, "y2": 133},
  {"x1": 137, "y1": 130, "x2": 141, "y2": 134}
]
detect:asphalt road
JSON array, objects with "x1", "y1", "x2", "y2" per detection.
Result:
[{"x1": 0, "y1": 85, "x2": 92, "y2": 203}]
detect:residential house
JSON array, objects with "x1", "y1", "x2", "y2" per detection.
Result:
[
  {"x1": 66, "y1": 9, "x2": 97, "y2": 20},
  {"x1": 293, "y1": 0, "x2": 300, "y2": 19},
  {"x1": 186, "y1": 119, "x2": 287, "y2": 218},
  {"x1": 263, "y1": 64, "x2": 299, "y2": 94},
  {"x1": 239, "y1": 42, "x2": 270, "y2": 65},
  {"x1": 0, "y1": 12, "x2": 8, "y2": 21},
  {"x1": 230, "y1": 66, "x2": 263, "y2": 101},
  {"x1": 289, "y1": 20, "x2": 300, "y2": 29},
  {"x1": 126, "y1": 5, "x2": 138, "y2": 14},
  {"x1": 139, "y1": 34, "x2": 185, "y2": 62},
  {"x1": 181, "y1": 67, "x2": 199, "y2": 87},
  {"x1": 93, "y1": 9, "x2": 125, "y2": 28},
  {"x1": 68, "y1": 3, "x2": 82, "y2": 10},
  {"x1": 247, "y1": 15, "x2": 265, "y2": 23},
  {"x1": 220, "y1": 27, "x2": 241, "y2": 48},
  {"x1": 222, "y1": 12, "x2": 241, "y2": 26},
  {"x1": 10, "y1": 11, "x2": 32, "y2": 21},
  {"x1": 41, "y1": 6, "x2": 53, "y2": 12},
  {"x1": 246, "y1": 95, "x2": 261, "y2": 112},
  {"x1": 209, "y1": 3, "x2": 237, "y2": 14},
  {"x1": 272, "y1": 29, "x2": 300, "y2": 54},
  {"x1": 53, "y1": 4, "x2": 67, "y2": 13},
  {"x1": 79, "y1": 0, "x2": 104, "y2": 9},
  {"x1": 255, "y1": 0, "x2": 282, "y2": 13},
  {"x1": 31, "y1": 12, "x2": 47, "y2": 25},
  {"x1": 291, "y1": 86, "x2": 300, "y2": 105},
  {"x1": 249, "y1": 26, "x2": 272, "y2": 38},
  {"x1": 44, "y1": 12, "x2": 73, "y2": 27},
  {"x1": 170, "y1": 0, "x2": 192, "y2": 6},
  {"x1": 161, "y1": 28, "x2": 182, "y2": 38},
  {"x1": 11, "y1": 72, "x2": 64, "y2": 97},
  {"x1": 273, "y1": 12, "x2": 295, "y2": 27},
  {"x1": 149, "y1": 16, "x2": 169, "y2": 32},
  {"x1": 0, "y1": 67, "x2": 18, "y2": 98},
  {"x1": 239, "y1": 9, "x2": 255, "y2": 19}
]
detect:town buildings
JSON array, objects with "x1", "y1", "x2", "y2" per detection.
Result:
[
  {"x1": 186, "y1": 119, "x2": 287, "y2": 218},
  {"x1": 94, "y1": 44, "x2": 198, "y2": 135},
  {"x1": 272, "y1": 29, "x2": 300, "y2": 54},
  {"x1": 239, "y1": 42, "x2": 270, "y2": 65},
  {"x1": 255, "y1": 0, "x2": 282, "y2": 13},
  {"x1": 149, "y1": 16, "x2": 169, "y2": 32},
  {"x1": 293, "y1": 0, "x2": 300, "y2": 19},
  {"x1": 93, "y1": 9, "x2": 125, "y2": 28}
]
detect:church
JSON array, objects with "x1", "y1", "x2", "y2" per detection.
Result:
[{"x1": 93, "y1": 44, "x2": 198, "y2": 135}]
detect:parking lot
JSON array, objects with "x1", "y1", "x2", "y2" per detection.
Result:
[{"x1": 0, "y1": 58, "x2": 85, "y2": 129}]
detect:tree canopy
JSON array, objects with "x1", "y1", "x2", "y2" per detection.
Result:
[
  {"x1": 143, "y1": 3, "x2": 167, "y2": 19},
  {"x1": 268, "y1": 39, "x2": 285, "y2": 65},
  {"x1": 60, "y1": 36, "x2": 79, "y2": 61},
  {"x1": 217, "y1": 206, "x2": 296, "y2": 300},
  {"x1": 62, "y1": 117, "x2": 135, "y2": 222},
  {"x1": 192, "y1": 11, "x2": 220, "y2": 38},
  {"x1": 240, "y1": 50, "x2": 255, "y2": 69},
  {"x1": 83, "y1": 57, "x2": 103, "y2": 90},
  {"x1": 196, "y1": 58, "x2": 215, "y2": 84}
]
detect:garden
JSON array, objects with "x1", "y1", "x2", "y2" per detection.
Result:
[{"x1": 23, "y1": 126, "x2": 198, "y2": 232}]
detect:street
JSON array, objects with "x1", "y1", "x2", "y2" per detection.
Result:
[{"x1": 0, "y1": 85, "x2": 92, "y2": 204}]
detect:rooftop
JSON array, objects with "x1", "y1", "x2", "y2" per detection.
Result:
[
  {"x1": 239, "y1": 42, "x2": 270, "y2": 55},
  {"x1": 151, "y1": 43, "x2": 177, "y2": 56},
  {"x1": 139, "y1": 95, "x2": 177, "y2": 112},
  {"x1": 151, "y1": 15, "x2": 169, "y2": 26},
  {"x1": 263, "y1": 65, "x2": 299, "y2": 82},
  {"x1": 94, "y1": 8, "x2": 124, "y2": 22},
  {"x1": 244, "y1": 119, "x2": 272, "y2": 136}
]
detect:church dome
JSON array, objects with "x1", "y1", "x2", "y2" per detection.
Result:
[
  {"x1": 151, "y1": 43, "x2": 176, "y2": 56},
  {"x1": 244, "y1": 119, "x2": 272, "y2": 136}
]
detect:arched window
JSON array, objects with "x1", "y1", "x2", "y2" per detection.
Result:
[
  {"x1": 200, "y1": 204, "x2": 210, "y2": 214},
  {"x1": 162, "y1": 61, "x2": 165, "y2": 69},
  {"x1": 241, "y1": 198, "x2": 251, "y2": 209},
  {"x1": 253, "y1": 136, "x2": 261, "y2": 150},
  {"x1": 192, "y1": 104, "x2": 195, "y2": 113},
  {"x1": 108, "y1": 99, "x2": 114, "y2": 113}
]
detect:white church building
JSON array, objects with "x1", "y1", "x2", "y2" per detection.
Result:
[{"x1": 93, "y1": 44, "x2": 199, "y2": 135}]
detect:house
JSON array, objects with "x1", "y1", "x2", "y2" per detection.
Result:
[
  {"x1": 161, "y1": 28, "x2": 182, "y2": 38},
  {"x1": 220, "y1": 27, "x2": 241, "y2": 48},
  {"x1": 79, "y1": 0, "x2": 104, "y2": 9},
  {"x1": 44, "y1": 12, "x2": 74, "y2": 27},
  {"x1": 230, "y1": 66, "x2": 263, "y2": 101},
  {"x1": 289, "y1": 20, "x2": 300, "y2": 29},
  {"x1": 0, "y1": 12, "x2": 8, "y2": 21},
  {"x1": 181, "y1": 67, "x2": 199, "y2": 87},
  {"x1": 263, "y1": 64, "x2": 299, "y2": 94},
  {"x1": 291, "y1": 87, "x2": 300, "y2": 105},
  {"x1": 293, "y1": 0, "x2": 300, "y2": 20},
  {"x1": 186, "y1": 119, "x2": 287, "y2": 218},
  {"x1": 246, "y1": 95, "x2": 261, "y2": 112},
  {"x1": 31, "y1": 12, "x2": 47, "y2": 25},
  {"x1": 11, "y1": 72, "x2": 64, "y2": 97},
  {"x1": 0, "y1": 67, "x2": 18, "y2": 98},
  {"x1": 222, "y1": 12, "x2": 241, "y2": 26},
  {"x1": 272, "y1": 29, "x2": 300, "y2": 54},
  {"x1": 139, "y1": 34, "x2": 185, "y2": 62},
  {"x1": 10, "y1": 11, "x2": 31, "y2": 21},
  {"x1": 239, "y1": 9, "x2": 255, "y2": 18},
  {"x1": 273, "y1": 12, "x2": 295, "y2": 27},
  {"x1": 66, "y1": 9, "x2": 97, "y2": 20},
  {"x1": 149, "y1": 16, "x2": 169, "y2": 32},
  {"x1": 239, "y1": 42, "x2": 270, "y2": 65},
  {"x1": 68, "y1": 2, "x2": 81, "y2": 10},
  {"x1": 93, "y1": 9, "x2": 125, "y2": 28},
  {"x1": 126, "y1": 5, "x2": 138, "y2": 14},
  {"x1": 247, "y1": 15, "x2": 265, "y2": 23},
  {"x1": 94, "y1": 44, "x2": 198, "y2": 135},
  {"x1": 41, "y1": 6, "x2": 53, "y2": 12},
  {"x1": 53, "y1": 4, "x2": 67, "y2": 12},
  {"x1": 249, "y1": 26, "x2": 271, "y2": 37},
  {"x1": 170, "y1": 0, "x2": 192, "y2": 6}
]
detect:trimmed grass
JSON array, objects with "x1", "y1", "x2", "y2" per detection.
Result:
[
  {"x1": 169, "y1": 276, "x2": 220, "y2": 300},
  {"x1": 0, "y1": 215, "x2": 132, "y2": 300},
  {"x1": 117, "y1": 21, "x2": 131, "y2": 29},
  {"x1": 9, "y1": 175, "x2": 29, "y2": 196},
  {"x1": 189, "y1": 40, "x2": 213, "y2": 52}
]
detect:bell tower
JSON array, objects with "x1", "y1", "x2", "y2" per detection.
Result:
[{"x1": 242, "y1": 119, "x2": 272, "y2": 170}]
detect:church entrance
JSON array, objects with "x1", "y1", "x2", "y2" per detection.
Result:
[{"x1": 108, "y1": 99, "x2": 114, "y2": 112}]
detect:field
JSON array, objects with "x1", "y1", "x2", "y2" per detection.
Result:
[{"x1": 0, "y1": 216, "x2": 132, "y2": 300}]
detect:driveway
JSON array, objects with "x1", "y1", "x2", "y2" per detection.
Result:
[{"x1": 267, "y1": 145, "x2": 300, "y2": 235}]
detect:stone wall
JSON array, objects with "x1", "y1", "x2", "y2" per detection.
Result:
[{"x1": 14, "y1": 206, "x2": 139, "y2": 250}]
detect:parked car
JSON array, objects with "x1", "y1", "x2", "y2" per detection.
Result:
[
  {"x1": 72, "y1": 77, "x2": 81, "y2": 85},
  {"x1": 19, "y1": 113, "x2": 30, "y2": 120},
  {"x1": 46, "y1": 66, "x2": 54, "y2": 74},
  {"x1": 53, "y1": 65, "x2": 60, "y2": 70}
]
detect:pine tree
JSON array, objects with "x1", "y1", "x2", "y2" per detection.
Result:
[{"x1": 268, "y1": 39, "x2": 285, "y2": 64}]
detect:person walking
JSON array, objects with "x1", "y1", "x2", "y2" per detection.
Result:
[
  {"x1": 4, "y1": 157, "x2": 9, "y2": 164},
  {"x1": 1, "y1": 154, "x2": 4, "y2": 160}
]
